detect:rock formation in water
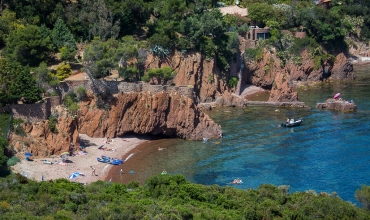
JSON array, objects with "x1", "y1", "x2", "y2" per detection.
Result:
[
  {"x1": 316, "y1": 98, "x2": 357, "y2": 112},
  {"x1": 8, "y1": 114, "x2": 79, "y2": 157},
  {"x1": 77, "y1": 91, "x2": 222, "y2": 140}
]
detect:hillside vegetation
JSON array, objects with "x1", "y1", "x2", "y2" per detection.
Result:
[
  {"x1": 1, "y1": 1, "x2": 370, "y2": 217},
  {"x1": 0, "y1": 173, "x2": 370, "y2": 219},
  {"x1": 0, "y1": 0, "x2": 369, "y2": 107}
]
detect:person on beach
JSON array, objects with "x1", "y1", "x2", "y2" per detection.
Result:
[{"x1": 91, "y1": 166, "x2": 96, "y2": 176}]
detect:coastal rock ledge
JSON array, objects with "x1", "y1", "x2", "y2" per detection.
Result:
[
  {"x1": 78, "y1": 91, "x2": 222, "y2": 141},
  {"x1": 316, "y1": 99, "x2": 357, "y2": 112}
]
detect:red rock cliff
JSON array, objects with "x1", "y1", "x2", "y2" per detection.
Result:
[
  {"x1": 146, "y1": 52, "x2": 228, "y2": 103},
  {"x1": 8, "y1": 115, "x2": 79, "y2": 157},
  {"x1": 77, "y1": 91, "x2": 222, "y2": 140},
  {"x1": 145, "y1": 41, "x2": 353, "y2": 103},
  {"x1": 242, "y1": 47, "x2": 354, "y2": 101}
]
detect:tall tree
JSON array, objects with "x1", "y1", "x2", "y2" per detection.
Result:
[
  {"x1": 3, "y1": 25, "x2": 54, "y2": 66},
  {"x1": 0, "y1": 58, "x2": 42, "y2": 106},
  {"x1": 51, "y1": 18, "x2": 76, "y2": 51},
  {"x1": 78, "y1": 0, "x2": 120, "y2": 40}
]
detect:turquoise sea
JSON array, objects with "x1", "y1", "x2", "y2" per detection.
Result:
[{"x1": 112, "y1": 64, "x2": 370, "y2": 204}]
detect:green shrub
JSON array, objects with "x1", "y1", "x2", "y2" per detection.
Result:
[
  {"x1": 11, "y1": 118, "x2": 26, "y2": 136},
  {"x1": 119, "y1": 66, "x2": 139, "y2": 81},
  {"x1": 75, "y1": 87, "x2": 86, "y2": 101},
  {"x1": 143, "y1": 66, "x2": 176, "y2": 83},
  {"x1": 355, "y1": 185, "x2": 370, "y2": 210},
  {"x1": 127, "y1": 181, "x2": 139, "y2": 189},
  {"x1": 228, "y1": 76, "x2": 239, "y2": 88},
  {"x1": 48, "y1": 116, "x2": 58, "y2": 133},
  {"x1": 199, "y1": 36, "x2": 216, "y2": 60},
  {"x1": 290, "y1": 37, "x2": 319, "y2": 57},
  {"x1": 63, "y1": 92, "x2": 80, "y2": 114},
  {"x1": 245, "y1": 47, "x2": 263, "y2": 61},
  {"x1": 7, "y1": 156, "x2": 20, "y2": 166},
  {"x1": 314, "y1": 53, "x2": 336, "y2": 70},
  {"x1": 60, "y1": 46, "x2": 76, "y2": 62},
  {"x1": 55, "y1": 63, "x2": 72, "y2": 81}
]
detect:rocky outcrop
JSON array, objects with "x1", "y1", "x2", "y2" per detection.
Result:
[
  {"x1": 316, "y1": 99, "x2": 357, "y2": 111},
  {"x1": 77, "y1": 91, "x2": 222, "y2": 140},
  {"x1": 145, "y1": 52, "x2": 228, "y2": 103},
  {"x1": 242, "y1": 48, "x2": 354, "y2": 101},
  {"x1": 215, "y1": 91, "x2": 246, "y2": 107},
  {"x1": 8, "y1": 115, "x2": 79, "y2": 157}
]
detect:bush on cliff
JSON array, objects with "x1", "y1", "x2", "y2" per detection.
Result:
[
  {"x1": 63, "y1": 92, "x2": 79, "y2": 115},
  {"x1": 48, "y1": 116, "x2": 58, "y2": 133},
  {"x1": 75, "y1": 87, "x2": 86, "y2": 101},
  {"x1": 228, "y1": 77, "x2": 239, "y2": 88},
  {"x1": 142, "y1": 66, "x2": 176, "y2": 84},
  {"x1": 0, "y1": 137, "x2": 8, "y2": 166}
]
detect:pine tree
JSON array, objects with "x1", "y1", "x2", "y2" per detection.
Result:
[{"x1": 51, "y1": 18, "x2": 76, "y2": 51}]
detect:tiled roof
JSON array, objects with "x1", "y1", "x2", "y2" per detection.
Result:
[{"x1": 218, "y1": 6, "x2": 248, "y2": 17}]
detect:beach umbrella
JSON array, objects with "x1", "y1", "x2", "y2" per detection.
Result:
[
  {"x1": 24, "y1": 152, "x2": 32, "y2": 157},
  {"x1": 69, "y1": 172, "x2": 79, "y2": 179},
  {"x1": 334, "y1": 93, "x2": 340, "y2": 99}
]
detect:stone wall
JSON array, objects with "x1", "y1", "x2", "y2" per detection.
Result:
[
  {"x1": 59, "y1": 80, "x2": 91, "y2": 97},
  {"x1": 59, "y1": 80, "x2": 194, "y2": 100},
  {"x1": 0, "y1": 98, "x2": 50, "y2": 122},
  {"x1": 48, "y1": 96, "x2": 61, "y2": 108}
]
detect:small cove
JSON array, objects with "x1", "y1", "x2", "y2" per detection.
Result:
[{"x1": 108, "y1": 64, "x2": 370, "y2": 204}]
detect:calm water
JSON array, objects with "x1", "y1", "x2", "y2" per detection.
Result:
[{"x1": 115, "y1": 64, "x2": 370, "y2": 204}]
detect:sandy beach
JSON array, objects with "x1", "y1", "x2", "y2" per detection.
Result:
[{"x1": 11, "y1": 134, "x2": 149, "y2": 184}]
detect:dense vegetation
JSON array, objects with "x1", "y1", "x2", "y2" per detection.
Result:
[
  {"x1": 1, "y1": 1, "x2": 370, "y2": 216},
  {"x1": 0, "y1": 0, "x2": 369, "y2": 107},
  {"x1": 0, "y1": 173, "x2": 369, "y2": 219}
]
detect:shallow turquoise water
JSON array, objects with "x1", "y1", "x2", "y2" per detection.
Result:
[{"x1": 127, "y1": 65, "x2": 370, "y2": 204}]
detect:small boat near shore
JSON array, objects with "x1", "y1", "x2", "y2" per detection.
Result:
[
  {"x1": 102, "y1": 156, "x2": 123, "y2": 164},
  {"x1": 97, "y1": 156, "x2": 123, "y2": 165},
  {"x1": 281, "y1": 118, "x2": 303, "y2": 127}
]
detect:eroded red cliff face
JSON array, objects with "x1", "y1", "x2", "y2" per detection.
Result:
[
  {"x1": 77, "y1": 91, "x2": 222, "y2": 140},
  {"x1": 8, "y1": 91, "x2": 222, "y2": 156},
  {"x1": 8, "y1": 115, "x2": 79, "y2": 157},
  {"x1": 146, "y1": 52, "x2": 228, "y2": 102},
  {"x1": 146, "y1": 42, "x2": 353, "y2": 103},
  {"x1": 242, "y1": 48, "x2": 354, "y2": 101}
]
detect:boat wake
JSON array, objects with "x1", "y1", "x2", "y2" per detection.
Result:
[{"x1": 124, "y1": 153, "x2": 135, "y2": 162}]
